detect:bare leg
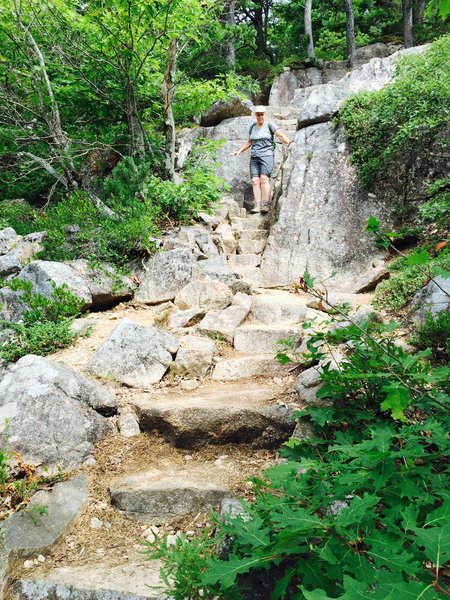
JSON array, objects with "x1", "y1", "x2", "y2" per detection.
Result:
[
  {"x1": 260, "y1": 174, "x2": 271, "y2": 205},
  {"x1": 251, "y1": 176, "x2": 262, "y2": 207}
]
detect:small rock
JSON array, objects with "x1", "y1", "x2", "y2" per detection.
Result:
[
  {"x1": 273, "y1": 377, "x2": 283, "y2": 385},
  {"x1": 118, "y1": 409, "x2": 140, "y2": 438},
  {"x1": 24, "y1": 560, "x2": 34, "y2": 569},
  {"x1": 97, "y1": 502, "x2": 108, "y2": 510},
  {"x1": 90, "y1": 517, "x2": 103, "y2": 529},
  {"x1": 166, "y1": 531, "x2": 182, "y2": 546},
  {"x1": 83, "y1": 456, "x2": 97, "y2": 467},
  {"x1": 180, "y1": 379, "x2": 200, "y2": 391},
  {"x1": 104, "y1": 521, "x2": 112, "y2": 530},
  {"x1": 37, "y1": 554, "x2": 46, "y2": 563},
  {"x1": 110, "y1": 457, "x2": 121, "y2": 465},
  {"x1": 184, "y1": 455, "x2": 193, "y2": 461}
]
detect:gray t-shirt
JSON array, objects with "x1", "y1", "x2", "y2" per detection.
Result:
[{"x1": 249, "y1": 121, "x2": 279, "y2": 157}]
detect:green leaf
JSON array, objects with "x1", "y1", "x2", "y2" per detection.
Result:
[
  {"x1": 413, "y1": 523, "x2": 450, "y2": 568},
  {"x1": 366, "y1": 215, "x2": 381, "y2": 232},
  {"x1": 271, "y1": 507, "x2": 324, "y2": 531},
  {"x1": 333, "y1": 494, "x2": 379, "y2": 529},
  {"x1": 236, "y1": 514, "x2": 270, "y2": 549},
  {"x1": 201, "y1": 554, "x2": 272, "y2": 589},
  {"x1": 303, "y1": 406, "x2": 335, "y2": 426},
  {"x1": 424, "y1": 499, "x2": 450, "y2": 527},
  {"x1": 276, "y1": 352, "x2": 292, "y2": 365},
  {"x1": 401, "y1": 505, "x2": 419, "y2": 531},
  {"x1": 439, "y1": 0, "x2": 450, "y2": 19},
  {"x1": 405, "y1": 250, "x2": 430, "y2": 266},
  {"x1": 434, "y1": 266, "x2": 450, "y2": 279},
  {"x1": 380, "y1": 383, "x2": 412, "y2": 422},
  {"x1": 303, "y1": 270, "x2": 315, "y2": 289}
]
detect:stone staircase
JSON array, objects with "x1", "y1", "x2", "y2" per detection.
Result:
[{"x1": 8, "y1": 196, "x2": 372, "y2": 599}]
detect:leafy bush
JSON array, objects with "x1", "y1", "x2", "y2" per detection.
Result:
[
  {"x1": 339, "y1": 35, "x2": 450, "y2": 187},
  {"x1": 146, "y1": 318, "x2": 450, "y2": 599},
  {"x1": 411, "y1": 310, "x2": 450, "y2": 364},
  {"x1": 0, "y1": 279, "x2": 84, "y2": 362},
  {"x1": 0, "y1": 201, "x2": 38, "y2": 236},
  {"x1": 418, "y1": 182, "x2": 450, "y2": 230},
  {"x1": 374, "y1": 249, "x2": 450, "y2": 311},
  {"x1": 365, "y1": 215, "x2": 450, "y2": 312}
]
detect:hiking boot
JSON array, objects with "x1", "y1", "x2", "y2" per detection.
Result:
[
  {"x1": 250, "y1": 205, "x2": 261, "y2": 213},
  {"x1": 260, "y1": 204, "x2": 271, "y2": 214}
]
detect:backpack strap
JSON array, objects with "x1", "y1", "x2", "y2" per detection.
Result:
[{"x1": 249, "y1": 121, "x2": 278, "y2": 140}]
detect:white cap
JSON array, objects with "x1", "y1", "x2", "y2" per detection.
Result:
[{"x1": 253, "y1": 105, "x2": 267, "y2": 113}]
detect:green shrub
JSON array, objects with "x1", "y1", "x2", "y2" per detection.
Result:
[
  {"x1": 411, "y1": 310, "x2": 450, "y2": 364},
  {"x1": 0, "y1": 280, "x2": 84, "y2": 362},
  {"x1": 37, "y1": 140, "x2": 224, "y2": 265},
  {"x1": 374, "y1": 249, "x2": 450, "y2": 311},
  {"x1": 146, "y1": 319, "x2": 450, "y2": 599},
  {"x1": 339, "y1": 35, "x2": 450, "y2": 187},
  {"x1": 418, "y1": 183, "x2": 450, "y2": 230},
  {"x1": 0, "y1": 201, "x2": 38, "y2": 235}
]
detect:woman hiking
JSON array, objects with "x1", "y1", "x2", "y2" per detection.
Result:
[{"x1": 231, "y1": 105, "x2": 292, "y2": 213}]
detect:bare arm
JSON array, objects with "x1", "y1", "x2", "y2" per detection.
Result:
[
  {"x1": 275, "y1": 129, "x2": 292, "y2": 145},
  {"x1": 231, "y1": 139, "x2": 252, "y2": 156}
]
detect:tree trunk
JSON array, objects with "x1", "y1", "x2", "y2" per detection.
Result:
[
  {"x1": 162, "y1": 39, "x2": 177, "y2": 182},
  {"x1": 304, "y1": 0, "x2": 315, "y2": 60},
  {"x1": 125, "y1": 81, "x2": 148, "y2": 157},
  {"x1": 254, "y1": 3, "x2": 266, "y2": 59},
  {"x1": 403, "y1": 0, "x2": 414, "y2": 48},
  {"x1": 14, "y1": 0, "x2": 78, "y2": 189},
  {"x1": 225, "y1": 0, "x2": 236, "y2": 70},
  {"x1": 415, "y1": 0, "x2": 426, "y2": 24},
  {"x1": 344, "y1": 0, "x2": 356, "y2": 58}
]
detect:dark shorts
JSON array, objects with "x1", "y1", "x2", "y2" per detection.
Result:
[{"x1": 250, "y1": 155, "x2": 274, "y2": 178}]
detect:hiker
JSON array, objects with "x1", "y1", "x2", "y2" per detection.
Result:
[{"x1": 231, "y1": 105, "x2": 292, "y2": 213}]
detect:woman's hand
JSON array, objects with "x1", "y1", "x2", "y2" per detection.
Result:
[{"x1": 231, "y1": 150, "x2": 240, "y2": 156}]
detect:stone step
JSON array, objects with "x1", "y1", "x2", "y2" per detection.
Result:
[
  {"x1": 250, "y1": 290, "x2": 309, "y2": 324},
  {"x1": 242, "y1": 213, "x2": 270, "y2": 230},
  {"x1": 109, "y1": 465, "x2": 230, "y2": 524},
  {"x1": 234, "y1": 324, "x2": 300, "y2": 354},
  {"x1": 237, "y1": 238, "x2": 267, "y2": 255},
  {"x1": 239, "y1": 229, "x2": 269, "y2": 242},
  {"x1": 12, "y1": 562, "x2": 166, "y2": 599},
  {"x1": 131, "y1": 381, "x2": 296, "y2": 449},
  {"x1": 212, "y1": 355, "x2": 288, "y2": 381},
  {"x1": 228, "y1": 253, "x2": 261, "y2": 269}
]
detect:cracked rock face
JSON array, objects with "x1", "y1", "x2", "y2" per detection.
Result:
[
  {"x1": 0, "y1": 355, "x2": 115, "y2": 468},
  {"x1": 259, "y1": 123, "x2": 387, "y2": 292}
]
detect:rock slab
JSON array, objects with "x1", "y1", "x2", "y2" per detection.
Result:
[
  {"x1": 110, "y1": 471, "x2": 228, "y2": 524},
  {"x1": 1, "y1": 475, "x2": 88, "y2": 597},
  {"x1": 132, "y1": 383, "x2": 295, "y2": 449},
  {"x1": 12, "y1": 561, "x2": 166, "y2": 599}
]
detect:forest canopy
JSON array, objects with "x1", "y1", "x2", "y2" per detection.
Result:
[{"x1": 0, "y1": 0, "x2": 448, "y2": 224}]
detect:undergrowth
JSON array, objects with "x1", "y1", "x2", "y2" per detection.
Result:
[
  {"x1": 339, "y1": 35, "x2": 450, "y2": 188},
  {"x1": 0, "y1": 279, "x2": 84, "y2": 361},
  {"x1": 1, "y1": 139, "x2": 225, "y2": 267}
]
